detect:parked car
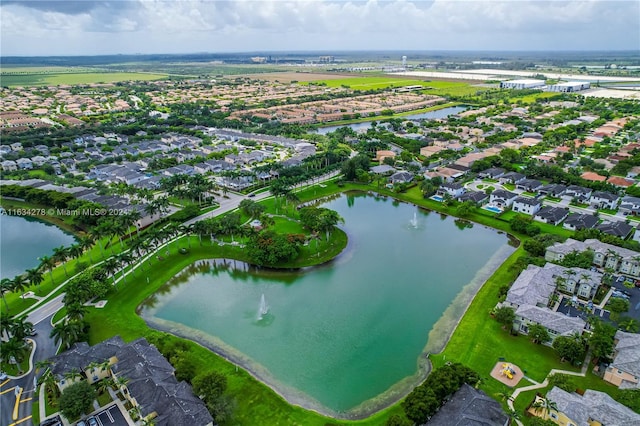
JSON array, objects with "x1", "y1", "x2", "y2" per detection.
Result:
[
  {"x1": 87, "y1": 417, "x2": 98, "y2": 426},
  {"x1": 40, "y1": 416, "x2": 62, "y2": 426},
  {"x1": 0, "y1": 371, "x2": 7, "y2": 381},
  {"x1": 76, "y1": 421, "x2": 86, "y2": 426},
  {"x1": 612, "y1": 291, "x2": 630, "y2": 300}
]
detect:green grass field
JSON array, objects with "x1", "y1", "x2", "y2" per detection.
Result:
[
  {"x1": 0, "y1": 71, "x2": 168, "y2": 87},
  {"x1": 308, "y1": 76, "x2": 434, "y2": 90},
  {"x1": 307, "y1": 75, "x2": 487, "y2": 97}
]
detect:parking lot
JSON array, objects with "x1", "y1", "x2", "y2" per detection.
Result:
[
  {"x1": 611, "y1": 276, "x2": 640, "y2": 321},
  {"x1": 78, "y1": 404, "x2": 130, "y2": 426}
]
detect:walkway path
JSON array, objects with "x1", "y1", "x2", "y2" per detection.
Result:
[{"x1": 506, "y1": 352, "x2": 592, "y2": 426}]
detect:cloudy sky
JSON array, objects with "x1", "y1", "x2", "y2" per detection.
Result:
[{"x1": 1, "y1": 0, "x2": 638, "y2": 56}]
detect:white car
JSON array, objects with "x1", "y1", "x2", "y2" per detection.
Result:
[{"x1": 0, "y1": 372, "x2": 7, "y2": 381}]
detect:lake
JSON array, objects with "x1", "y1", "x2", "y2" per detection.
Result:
[
  {"x1": 313, "y1": 105, "x2": 468, "y2": 134},
  {"x1": 141, "y1": 192, "x2": 514, "y2": 416},
  {"x1": 0, "y1": 214, "x2": 77, "y2": 279}
]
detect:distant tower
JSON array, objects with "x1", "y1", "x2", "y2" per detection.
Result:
[{"x1": 402, "y1": 55, "x2": 407, "y2": 69}]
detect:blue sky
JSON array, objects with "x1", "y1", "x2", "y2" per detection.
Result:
[{"x1": 1, "y1": 1, "x2": 638, "y2": 56}]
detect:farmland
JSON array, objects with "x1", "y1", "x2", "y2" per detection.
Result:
[
  {"x1": 307, "y1": 75, "x2": 486, "y2": 97},
  {"x1": 0, "y1": 70, "x2": 168, "y2": 87}
]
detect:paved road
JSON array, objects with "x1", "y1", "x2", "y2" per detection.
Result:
[
  {"x1": 1, "y1": 312, "x2": 57, "y2": 426},
  {"x1": 185, "y1": 170, "x2": 341, "y2": 225}
]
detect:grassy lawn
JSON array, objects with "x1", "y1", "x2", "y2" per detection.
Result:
[{"x1": 503, "y1": 183, "x2": 516, "y2": 191}]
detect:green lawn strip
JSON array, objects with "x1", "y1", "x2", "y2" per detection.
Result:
[
  {"x1": 84, "y1": 241, "x2": 350, "y2": 425},
  {"x1": 32, "y1": 399, "x2": 41, "y2": 426}
]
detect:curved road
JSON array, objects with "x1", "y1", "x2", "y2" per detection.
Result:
[{"x1": 1, "y1": 307, "x2": 58, "y2": 426}]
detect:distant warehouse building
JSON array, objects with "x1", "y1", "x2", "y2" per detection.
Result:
[
  {"x1": 546, "y1": 81, "x2": 591, "y2": 92},
  {"x1": 500, "y1": 79, "x2": 545, "y2": 90}
]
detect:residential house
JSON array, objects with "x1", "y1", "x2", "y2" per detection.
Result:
[
  {"x1": 376, "y1": 150, "x2": 396, "y2": 163},
  {"x1": 424, "y1": 384, "x2": 508, "y2": 426},
  {"x1": 562, "y1": 213, "x2": 599, "y2": 231},
  {"x1": 619, "y1": 196, "x2": 640, "y2": 215},
  {"x1": 514, "y1": 305, "x2": 586, "y2": 343},
  {"x1": 534, "y1": 206, "x2": 569, "y2": 225},
  {"x1": 389, "y1": 171, "x2": 414, "y2": 185},
  {"x1": 531, "y1": 386, "x2": 640, "y2": 425},
  {"x1": 478, "y1": 167, "x2": 505, "y2": 179},
  {"x1": 1, "y1": 160, "x2": 17, "y2": 171},
  {"x1": 458, "y1": 191, "x2": 489, "y2": 205},
  {"x1": 597, "y1": 221, "x2": 635, "y2": 240},
  {"x1": 31, "y1": 155, "x2": 47, "y2": 166},
  {"x1": 565, "y1": 185, "x2": 592, "y2": 202},
  {"x1": 15, "y1": 158, "x2": 33, "y2": 170},
  {"x1": 603, "y1": 331, "x2": 640, "y2": 389},
  {"x1": 607, "y1": 176, "x2": 635, "y2": 188},
  {"x1": 590, "y1": 191, "x2": 620, "y2": 210},
  {"x1": 48, "y1": 336, "x2": 214, "y2": 426},
  {"x1": 516, "y1": 179, "x2": 543, "y2": 193},
  {"x1": 538, "y1": 184, "x2": 567, "y2": 198},
  {"x1": 437, "y1": 182, "x2": 465, "y2": 198},
  {"x1": 511, "y1": 196, "x2": 542, "y2": 215},
  {"x1": 545, "y1": 238, "x2": 640, "y2": 278},
  {"x1": 499, "y1": 172, "x2": 525, "y2": 185},
  {"x1": 489, "y1": 189, "x2": 517, "y2": 208},
  {"x1": 370, "y1": 164, "x2": 396, "y2": 175}
]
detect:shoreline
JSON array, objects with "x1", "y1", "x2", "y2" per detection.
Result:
[{"x1": 137, "y1": 210, "x2": 518, "y2": 420}]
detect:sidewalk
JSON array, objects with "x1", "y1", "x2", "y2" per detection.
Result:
[{"x1": 506, "y1": 352, "x2": 592, "y2": 426}]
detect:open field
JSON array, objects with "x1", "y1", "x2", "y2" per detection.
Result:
[
  {"x1": 241, "y1": 71, "x2": 358, "y2": 82},
  {"x1": 307, "y1": 76, "x2": 434, "y2": 90},
  {"x1": 0, "y1": 71, "x2": 168, "y2": 87},
  {"x1": 306, "y1": 75, "x2": 487, "y2": 97}
]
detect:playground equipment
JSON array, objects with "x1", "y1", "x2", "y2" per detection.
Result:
[{"x1": 501, "y1": 363, "x2": 517, "y2": 380}]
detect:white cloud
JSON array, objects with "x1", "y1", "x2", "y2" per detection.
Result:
[{"x1": 1, "y1": 0, "x2": 638, "y2": 55}]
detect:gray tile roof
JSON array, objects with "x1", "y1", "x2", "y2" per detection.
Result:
[
  {"x1": 49, "y1": 337, "x2": 214, "y2": 426},
  {"x1": 425, "y1": 384, "x2": 508, "y2": 426},
  {"x1": 597, "y1": 221, "x2": 634, "y2": 238},
  {"x1": 547, "y1": 238, "x2": 640, "y2": 261},
  {"x1": 547, "y1": 386, "x2": 640, "y2": 426},
  {"x1": 515, "y1": 305, "x2": 586, "y2": 336},
  {"x1": 563, "y1": 213, "x2": 599, "y2": 230},
  {"x1": 612, "y1": 331, "x2": 640, "y2": 383}
]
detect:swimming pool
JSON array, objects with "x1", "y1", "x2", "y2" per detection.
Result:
[
  {"x1": 430, "y1": 195, "x2": 444, "y2": 202},
  {"x1": 483, "y1": 205, "x2": 502, "y2": 213}
]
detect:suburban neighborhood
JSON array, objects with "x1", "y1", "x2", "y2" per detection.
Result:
[{"x1": 1, "y1": 48, "x2": 640, "y2": 426}]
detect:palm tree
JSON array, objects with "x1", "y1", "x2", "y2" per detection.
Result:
[
  {"x1": 69, "y1": 243, "x2": 84, "y2": 262},
  {"x1": 102, "y1": 257, "x2": 120, "y2": 288},
  {"x1": 0, "y1": 313, "x2": 15, "y2": 340},
  {"x1": 25, "y1": 267, "x2": 44, "y2": 290},
  {"x1": 92, "y1": 221, "x2": 111, "y2": 259},
  {"x1": 11, "y1": 274, "x2": 29, "y2": 297},
  {"x1": 0, "y1": 278, "x2": 13, "y2": 312},
  {"x1": 65, "y1": 302, "x2": 88, "y2": 322},
  {"x1": 79, "y1": 235, "x2": 95, "y2": 264},
  {"x1": 532, "y1": 395, "x2": 558, "y2": 420},
  {"x1": 0, "y1": 337, "x2": 29, "y2": 370},
  {"x1": 38, "y1": 255, "x2": 56, "y2": 285},
  {"x1": 52, "y1": 245, "x2": 70, "y2": 277},
  {"x1": 37, "y1": 368, "x2": 60, "y2": 398},
  {"x1": 116, "y1": 252, "x2": 133, "y2": 284},
  {"x1": 8, "y1": 316, "x2": 34, "y2": 341},
  {"x1": 50, "y1": 319, "x2": 84, "y2": 350},
  {"x1": 63, "y1": 367, "x2": 83, "y2": 383},
  {"x1": 506, "y1": 409, "x2": 520, "y2": 425}
]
